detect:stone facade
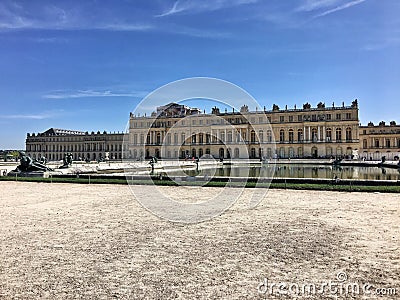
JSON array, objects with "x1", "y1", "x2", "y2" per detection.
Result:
[
  {"x1": 26, "y1": 128, "x2": 124, "y2": 161},
  {"x1": 25, "y1": 100, "x2": 400, "y2": 161},
  {"x1": 360, "y1": 121, "x2": 400, "y2": 160},
  {"x1": 127, "y1": 101, "x2": 361, "y2": 160}
]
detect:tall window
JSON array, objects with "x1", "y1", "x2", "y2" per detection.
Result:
[
  {"x1": 280, "y1": 129, "x2": 285, "y2": 142},
  {"x1": 363, "y1": 139, "x2": 368, "y2": 148},
  {"x1": 181, "y1": 133, "x2": 186, "y2": 145},
  {"x1": 336, "y1": 128, "x2": 342, "y2": 142},
  {"x1": 326, "y1": 128, "x2": 332, "y2": 141},
  {"x1": 259, "y1": 130, "x2": 264, "y2": 143},
  {"x1": 289, "y1": 129, "x2": 294, "y2": 143},
  {"x1": 199, "y1": 133, "x2": 204, "y2": 144},
  {"x1": 298, "y1": 129, "x2": 303, "y2": 142},
  {"x1": 312, "y1": 128, "x2": 318, "y2": 142},
  {"x1": 346, "y1": 127, "x2": 352, "y2": 141},
  {"x1": 250, "y1": 130, "x2": 256, "y2": 143},
  {"x1": 227, "y1": 131, "x2": 232, "y2": 143},
  {"x1": 267, "y1": 130, "x2": 272, "y2": 142}
]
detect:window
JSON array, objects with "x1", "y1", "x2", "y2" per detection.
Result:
[
  {"x1": 336, "y1": 114, "x2": 341, "y2": 120},
  {"x1": 174, "y1": 133, "x2": 178, "y2": 144},
  {"x1": 298, "y1": 115, "x2": 302, "y2": 122},
  {"x1": 336, "y1": 128, "x2": 342, "y2": 141},
  {"x1": 289, "y1": 116, "x2": 293, "y2": 122},
  {"x1": 199, "y1": 133, "x2": 204, "y2": 144},
  {"x1": 386, "y1": 139, "x2": 391, "y2": 148},
  {"x1": 346, "y1": 127, "x2": 352, "y2": 141},
  {"x1": 298, "y1": 129, "x2": 303, "y2": 142},
  {"x1": 227, "y1": 131, "x2": 232, "y2": 143},
  {"x1": 259, "y1": 130, "x2": 264, "y2": 143},
  {"x1": 259, "y1": 117, "x2": 263, "y2": 123},
  {"x1": 375, "y1": 139, "x2": 380, "y2": 148},
  {"x1": 312, "y1": 128, "x2": 318, "y2": 142},
  {"x1": 250, "y1": 130, "x2": 256, "y2": 143},
  {"x1": 181, "y1": 133, "x2": 186, "y2": 144},
  {"x1": 280, "y1": 129, "x2": 285, "y2": 142},
  {"x1": 312, "y1": 115, "x2": 317, "y2": 121},
  {"x1": 191, "y1": 134, "x2": 196, "y2": 144},
  {"x1": 326, "y1": 128, "x2": 332, "y2": 141},
  {"x1": 289, "y1": 129, "x2": 294, "y2": 143},
  {"x1": 346, "y1": 113, "x2": 352, "y2": 120},
  {"x1": 363, "y1": 139, "x2": 368, "y2": 148},
  {"x1": 326, "y1": 114, "x2": 331, "y2": 120},
  {"x1": 267, "y1": 130, "x2": 272, "y2": 142},
  {"x1": 280, "y1": 116, "x2": 285, "y2": 123}
]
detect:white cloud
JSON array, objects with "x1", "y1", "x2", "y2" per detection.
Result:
[
  {"x1": 0, "y1": 2, "x2": 152, "y2": 32},
  {"x1": 0, "y1": 110, "x2": 62, "y2": 120},
  {"x1": 314, "y1": 0, "x2": 367, "y2": 18},
  {"x1": 43, "y1": 89, "x2": 148, "y2": 99},
  {"x1": 297, "y1": 0, "x2": 342, "y2": 12},
  {"x1": 156, "y1": 0, "x2": 258, "y2": 17}
]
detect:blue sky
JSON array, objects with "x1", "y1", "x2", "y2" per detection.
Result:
[{"x1": 0, "y1": 0, "x2": 399, "y2": 149}]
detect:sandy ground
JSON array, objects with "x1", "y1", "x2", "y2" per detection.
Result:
[{"x1": 0, "y1": 182, "x2": 399, "y2": 299}]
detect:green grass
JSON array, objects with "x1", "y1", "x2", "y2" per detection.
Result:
[{"x1": 1, "y1": 175, "x2": 400, "y2": 193}]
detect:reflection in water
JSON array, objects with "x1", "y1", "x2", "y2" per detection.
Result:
[{"x1": 182, "y1": 164, "x2": 400, "y2": 180}]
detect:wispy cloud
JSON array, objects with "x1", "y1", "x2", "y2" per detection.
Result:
[
  {"x1": 296, "y1": 0, "x2": 343, "y2": 12},
  {"x1": 0, "y1": 2, "x2": 152, "y2": 32},
  {"x1": 0, "y1": 111, "x2": 61, "y2": 120},
  {"x1": 314, "y1": 0, "x2": 367, "y2": 18},
  {"x1": 156, "y1": 0, "x2": 258, "y2": 17},
  {"x1": 43, "y1": 89, "x2": 148, "y2": 99}
]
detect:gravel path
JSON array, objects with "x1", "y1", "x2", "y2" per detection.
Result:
[{"x1": 0, "y1": 182, "x2": 399, "y2": 299}]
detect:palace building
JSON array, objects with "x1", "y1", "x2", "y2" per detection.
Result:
[
  {"x1": 127, "y1": 100, "x2": 360, "y2": 160},
  {"x1": 26, "y1": 128, "x2": 124, "y2": 162},
  {"x1": 25, "y1": 100, "x2": 400, "y2": 161},
  {"x1": 359, "y1": 121, "x2": 400, "y2": 160}
]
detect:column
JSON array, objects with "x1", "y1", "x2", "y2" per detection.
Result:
[
  {"x1": 308, "y1": 127, "x2": 311, "y2": 142},
  {"x1": 303, "y1": 126, "x2": 306, "y2": 142},
  {"x1": 317, "y1": 126, "x2": 321, "y2": 142},
  {"x1": 323, "y1": 126, "x2": 326, "y2": 142}
]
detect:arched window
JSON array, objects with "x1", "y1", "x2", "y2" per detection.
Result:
[
  {"x1": 199, "y1": 133, "x2": 204, "y2": 144},
  {"x1": 250, "y1": 130, "x2": 256, "y2": 143},
  {"x1": 174, "y1": 133, "x2": 178, "y2": 144},
  {"x1": 279, "y1": 129, "x2": 285, "y2": 142},
  {"x1": 181, "y1": 133, "x2": 186, "y2": 145},
  {"x1": 289, "y1": 129, "x2": 294, "y2": 143},
  {"x1": 297, "y1": 129, "x2": 303, "y2": 142},
  {"x1": 346, "y1": 127, "x2": 352, "y2": 141},
  {"x1": 267, "y1": 130, "x2": 272, "y2": 142},
  {"x1": 227, "y1": 131, "x2": 232, "y2": 143},
  {"x1": 198, "y1": 148, "x2": 203, "y2": 157},
  {"x1": 336, "y1": 128, "x2": 342, "y2": 142},
  {"x1": 326, "y1": 128, "x2": 332, "y2": 141},
  {"x1": 259, "y1": 130, "x2": 264, "y2": 143},
  {"x1": 312, "y1": 128, "x2": 318, "y2": 142}
]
